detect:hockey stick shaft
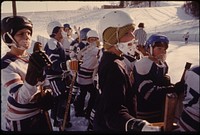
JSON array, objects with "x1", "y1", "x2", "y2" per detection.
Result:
[
  {"x1": 40, "y1": 85, "x2": 53, "y2": 131},
  {"x1": 164, "y1": 62, "x2": 192, "y2": 131},
  {"x1": 174, "y1": 62, "x2": 192, "y2": 119},
  {"x1": 60, "y1": 71, "x2": 77, "y2": 131}
]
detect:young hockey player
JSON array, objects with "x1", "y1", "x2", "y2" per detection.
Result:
[
  {"x1": 74, "y1": 29, "x2": 99, "y2": 119},
  {"x1": 1, "y1": 16, "x2": 53, "y2": 132},
  {"x1": 73, "y1": 27, "x2": 90, "y2": 115},
  {"x1": 133, "y1": 34, "x2": 183, "y2": 123},
  {"x1": 61, "y1": 23, "x2": 74, "y2": 60},
  {"x1": 93, "y1": 10, "x2": 161, "y2": 132},
  {"x1": 44, "y1": 21, "x2": 78, "y2": 129}
]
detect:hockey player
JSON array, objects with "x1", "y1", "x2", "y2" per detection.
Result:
[
  {"x1": 76, "y1": 27, "x2": 91, "y2": 61},
  {"x1": 1, "y1": 16, "x2": 53, "y2": 132},
  {"x1": 93, "y1": 10, "x2": 161, "y2": 132},
  {"x1": 175, "y1": 65, "x2": 199, "y2": 132},
  {"x1": 74, "y1": 29, "x2": 99, "y2": 119},
  {"x1": 133, "y1": 34, "x2": 183, "y2": 123},
  {"x1": 73, "y1": 27, "x2": 90, "y2": 114},
  {"x1": 44, "y1": 21, "x2": 78, "y2": 129},
  {"x1": 61, "y1": 23, "x2": 74, "y2": 60}
]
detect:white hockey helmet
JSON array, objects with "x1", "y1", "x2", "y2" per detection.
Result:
[
  {"x1": 47, "y1": 21, "x2": 62, "y2": 36},
  {"x1": 97, "y1": 10, "x2": 135, "y2": 49},
  {"x1": 87, "y1": 30, "x2": 99, "y2": 39}
]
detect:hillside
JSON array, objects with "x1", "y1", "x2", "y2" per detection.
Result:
[{"x1": 1, "y1": 2, "x2": 199, "y2": 43}]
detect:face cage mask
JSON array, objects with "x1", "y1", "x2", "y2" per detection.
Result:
[
  {"x1": 117, "y1": 39, "x2": 139, "y2": 56},
  {"x1": 6, "y1": 32, "x2": 31, "y2": 51}
]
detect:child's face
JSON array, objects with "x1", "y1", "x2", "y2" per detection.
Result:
[
  {"x1": 153, "y1": 46, "x2": 167, "y2": 60},
  {"x1": 14, "y1": 28, "x2": 32, "y2": 50}
]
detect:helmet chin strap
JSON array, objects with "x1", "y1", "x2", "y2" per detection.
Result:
[{"x1": 6, "y1": 32, "x2": 26, "y2": 50}]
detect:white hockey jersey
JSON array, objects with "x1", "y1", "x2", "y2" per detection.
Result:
[
  {"x1": 76, "y1": 43, "x2": 100, "y2": 85},
  {"x1": 1, "y1": 52, "x2": 41, "y2": 121}
]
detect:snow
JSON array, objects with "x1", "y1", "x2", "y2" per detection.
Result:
[{"x1": 1, "y1": 1, "x2": 199, "y2": 132}]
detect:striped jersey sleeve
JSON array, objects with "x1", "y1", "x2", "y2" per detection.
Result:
[{"x1": 1, "y1": 53, "x2": 41, "y2": 120}]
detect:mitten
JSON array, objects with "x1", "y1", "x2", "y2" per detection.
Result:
[{"x1": 126, "y1": 118, "x2": 161, "y2": 132}]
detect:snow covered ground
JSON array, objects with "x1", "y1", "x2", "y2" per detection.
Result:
[{"x1": 1, "y1": 1, "x2": 199, "y2": 132}]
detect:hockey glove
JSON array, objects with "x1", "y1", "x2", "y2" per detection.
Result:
[
  {"x1": 126, "y1": 118, "x2": 161, "y2": 132},
  {"x1": 160, "y1": 75, "x2": 171, "y2": 86},
  {"x1": 30, "y1": 88, "x2": 54, "y2": 111},
  {"x1": 174, "y1": 81, "x2": 185, "y2": 95},
  {"x1": 25, "y1": 42, "x2": 52, "y2": 86},
  {"x1": 38, "y1": 88, "x2": 54, "y2": 111}
]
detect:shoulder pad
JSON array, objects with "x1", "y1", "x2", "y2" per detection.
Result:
[{"x1": 135, "y1": 57, "x2": 153, "y2": 75}]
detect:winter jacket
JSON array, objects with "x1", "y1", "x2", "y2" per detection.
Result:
[{"x1": 133, "y1": 28, "x2": 147, "y2": 46}]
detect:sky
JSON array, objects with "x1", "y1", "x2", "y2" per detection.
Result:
[
  {"x1": 1, "y1": 1, "x2": 118, "y2": 13},
  {"x1": 1, "y1": 1, "x2": 199, "y2": 132}
]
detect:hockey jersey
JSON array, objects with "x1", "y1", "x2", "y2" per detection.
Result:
[
  {"x1": 44, "y1": 38, "x2": 67, "y2": 79},
  {"x1": 76, "y1": 42, "x2": 99, "y2": 85},
  {"x1": 133, "y1": 56, "x2": 171, "y2": 122},
  {"x1": 176, "y1": 66, "x2": 199, "y2": 131},
  {"x1": 1, "y1": 52, "x2": 41, "y2": 121}
]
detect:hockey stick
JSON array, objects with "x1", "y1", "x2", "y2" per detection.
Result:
[
  {"x1": 33, "y1": 42, "x2": 53, "y2": 131},
  {"x1": 174, "y1": 62, "x2": 192, "y2": 120},
  {"x1": 163, "y1": 62, "x2": 192, "y2": 131},
  {"x1": 60, "y1": 70, "x2": 77, "y2": 131},
  {"x1": 40, "y1": 85, "x2": 53, "y2": 131}
]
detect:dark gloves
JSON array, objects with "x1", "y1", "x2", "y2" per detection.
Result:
[
  {"x1": 173, "y1": 81, "x2": 185, "y2": 95},
  {"x1": 161, "y1": 75, "x2": 171, "y2": 86},
  {"x1": 25, "y1": 43, "x2": 52, "y2": 86},
  {"x1": 38, "y1": 89, "x2": 54, "y2": 111},
  {"x1": 126, "y1": 118, "x2": 160, "y2": 131},
  {"x1": 30, "y1": 87, "x2": 54, "y2": 111}
]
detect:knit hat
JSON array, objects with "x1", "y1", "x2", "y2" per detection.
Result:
[
  {"x1": 138, "y1": 23, "x2": 144, "y2": 28},
  {"x1": 103, "y1": 24, "x2": 135, "y2": 49}
]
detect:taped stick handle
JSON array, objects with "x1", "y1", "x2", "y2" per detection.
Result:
[
  {"x1": 33, "y1": 42, "x2": 53, "y2": 131},
  {"x1": 163, "y1": 62, "x2": 192, "y2": 131},
  {"x1": 174, "y1": 62, "x2": 192, "y2": 120},
  {"x1": 181, "y1": 62, "x2": 192, "y2": 82},
  {"x1": 60, "y1": 71, "x2": 77, "y2": 131}
]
